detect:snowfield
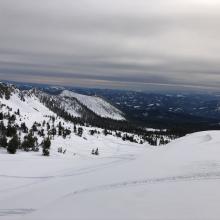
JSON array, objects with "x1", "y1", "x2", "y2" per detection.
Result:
[
  {"x1": 1, "y1": 130, "x2": 220, "y2": 219},
  {"x1": 60, "y1": 90, "x2": 125, "y2": 120},
  {"x1": 1, "y1": 85, "x2": 220, "y2": 219},
  {"x1": 2, "y1": 91, "x2": 56, "y2": 128}
]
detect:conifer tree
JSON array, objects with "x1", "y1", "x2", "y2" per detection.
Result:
[
  {"x1": 21, "y1": 132, "x2": 36, "y2": 151},
  {"x1": 42, "y1": 137, "x2": 51, "y2": 156},
  {"x1": 0, "y1": 134, "x2": 7, "y2": 148},
  {"x1": 0, "y1": 112, "x2": 3, "y2": 120},
  {"x1": 7, "y1": 134, "x2": 19, "y2": 154}
]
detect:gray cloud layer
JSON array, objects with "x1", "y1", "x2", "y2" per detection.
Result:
[{"x1": 0, "y1": 0, "x2": 220, "y2": 91}]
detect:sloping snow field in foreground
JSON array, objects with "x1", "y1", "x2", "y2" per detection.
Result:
[{"x1": 1, "y1": 131, "x2": 220, "y2": 219}]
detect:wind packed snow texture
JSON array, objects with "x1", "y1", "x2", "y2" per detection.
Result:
[{"x1": 1, "y1": 130, "x2": 220, "y2": 219}]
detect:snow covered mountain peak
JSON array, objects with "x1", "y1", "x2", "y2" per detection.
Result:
[{"x1": 60, "y1": 90, "x2": 125, "y2": 120}]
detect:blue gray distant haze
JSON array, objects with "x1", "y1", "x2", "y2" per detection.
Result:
[{"x1": 0, "y1": 0, "x2": 220, "y2": 91}]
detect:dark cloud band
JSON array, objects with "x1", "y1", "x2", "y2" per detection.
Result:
[{"x1": 0, "y1": 0, "x2": 220, "y2": 91}]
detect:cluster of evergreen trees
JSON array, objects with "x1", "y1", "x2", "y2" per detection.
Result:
[
  {"x1": 37, "y1": 92, "x2": 179, "y2": 145},
  {"x1": 2, "y1": 83, "x2": 218, "y2": 150},
  {"x1": 0, "y1": 85, "x2": 176, "y2": 155},
  {"x1": 38, "y1": 93, "x2": 147, "y2": 134},
  {"x1": 0, "y1": 108, "x2": 51, "y2": 155},
  {"x1": 0, "y1": 103, "x2": 173, "y2": 152},
  {"x1": 0, "y1": 83, "x2": 13, "y2": 100}
]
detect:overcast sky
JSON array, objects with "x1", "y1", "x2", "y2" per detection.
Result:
[{"x1": 0, "y1": 0, "x2": 220, "y2": 91}]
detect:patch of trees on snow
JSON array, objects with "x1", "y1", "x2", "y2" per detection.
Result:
[
  {"x1": 0, "y1": 83, "x2": 179, "y2": 157},
  {"x1": 0, "y1": 106, "x2": 174, "y2": 156}
]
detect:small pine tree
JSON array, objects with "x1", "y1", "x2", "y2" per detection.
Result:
[
  {"x1": 32, "y1": 124, "x2": 38, "y2": 132},
  {"x1": 42, "y1": 137, "x2": 51, "y2": 156},
  {"x1": 0, "y1": 134, "x2": 7, "y2": 148},
  {"x1": 6, "y1": 125, "x2": 17, "y2": 137},
  {"x1": 21, "y1": 132, "x2": 36, "y2": 151},
  {"x1": 7, "y1": 134, "x2": 19, "y2": 154},
  {"x1": 73, "y1": 125, "x2": 77, "y2": 133},
  {"x1": 78, "y1": 127, "x2": 83, "y2": 137},
  {"x1": 103, "y1": 128, "x2": 108, "y2": 136},
  {"x1": 91, "y1": 149, "x2": 95, "y2": 154},
  {"x1": 52, "y1": 116, "x2": 55, "y2": 124},
  {"x1": 47, "y1": 123, "x2": 50, "y2": 131},
  {"x1": 94, "y1": 148, "x2": 99, "y2": 155},
  {"x1": 9, "y1": 114, "x2": 16, "y2": 124},
  {"x1": 90, "y1": 130, "x2": 95, "y2": 135},
  {"x1": 51, "y1": 127, "x2": 57, "y2": 137},
  {"x1": 58, "y1": 122, "x2": 63, "y2": 136},
  {"x1": 21, "y1": 122, "x2": 28, "y2": 133},
  {"x1": 0, "y1": 112, "x2": 3, "y2": 120}
]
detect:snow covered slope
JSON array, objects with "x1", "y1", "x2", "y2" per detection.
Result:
[
  {"x1": 1, "y1": 130, "x2": 220, "y2": 219},
  {"x1": 60, "y1": 90, "x2": 125, "y2": 120},
  {"x1": 35, "y1": 90, "x2": 82, "y2": 118},
  {"x1": 0, "y1": 87, "x2": 55, "y2": 128}
]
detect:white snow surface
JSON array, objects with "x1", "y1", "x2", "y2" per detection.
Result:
[
  {"x1": 1, "y1": 130, "x2": 220, "y2": 219},
  {"x1": 1, "y1": 90, "x2": 56, "y2": 128},
  {"x1": 56, "y1": 95, "x2": 82, "y2": 118},
  {"x1": 60, "y1": 90, "x2": 125, "y2": 120}
]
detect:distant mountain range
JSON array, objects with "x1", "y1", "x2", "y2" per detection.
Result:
[
  {"x1": 3, "y1": 80, "x2": 220, "y2": 131},
  {"x1": 0, "y1": 82, "x2": 125, "y2": 121}
]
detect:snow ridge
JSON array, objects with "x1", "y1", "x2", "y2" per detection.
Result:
[
  {"x1": 1, "y1": 88, "x2": 56, "y2": 128},
  {"x1": 60, "y1": 90, "x2": 125, "y2": 120}
]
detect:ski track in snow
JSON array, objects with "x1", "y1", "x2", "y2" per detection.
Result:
[
  {"x1": 62, "y1": 171, "x2": 220, "y2": 198},
  {"x1": 1, "y1": 88, "x2": 220, "y2": 220},
  {"x1": 0, "y1": 209, "x2": 35, "y2": 217},
  {"x1": 0, "y1": 154, "x2": 136, "y2": 196},
  {"x1": 0, "y1": 153, "x2": 137, "y2": 219},
  {"x1": 0, "y1": 179, "x2": 46, "y2": 193},
  {"x1": 2, "y1": 170, "x2": 220, "y2": 219},
  {"x1": 0, "y1": 155, "x2": 134, "y2": 180}
]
